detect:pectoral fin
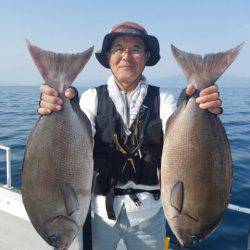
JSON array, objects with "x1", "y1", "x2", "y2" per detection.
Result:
[
  {"x1": 62, "y1": 183, "x2": 79, "y2": 216},
  {"x1": 170, "y1": 181, "x2": 184, "y2": 214}
]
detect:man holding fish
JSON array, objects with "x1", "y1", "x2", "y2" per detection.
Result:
[{"x1": 38, "y1": 22, "x2": 223, "y2": 250}]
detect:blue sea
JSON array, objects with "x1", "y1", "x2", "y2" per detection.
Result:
[{"x1": 0, "y1": 85, "x2": 249, "y2": 250}]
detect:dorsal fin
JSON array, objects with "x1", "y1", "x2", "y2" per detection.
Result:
[
  {"x1": 171, "y1": 43, "x2": 243, "y2": 89},
  {"x1": 26, "y1": 40, "x2": 93, "y2": 92}
]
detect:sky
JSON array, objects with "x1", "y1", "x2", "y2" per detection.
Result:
[{"x1": 0, "y1": 0, "x2": 249, "y2": 85}]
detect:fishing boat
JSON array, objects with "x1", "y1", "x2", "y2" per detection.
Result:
[{"x1": 0, "y1": 144, "x2": 249, "y2": 250}]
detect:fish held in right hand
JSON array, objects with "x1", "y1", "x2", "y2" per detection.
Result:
[{"x1": 22, "y1": 41, "x2": 94, "y2": 249}]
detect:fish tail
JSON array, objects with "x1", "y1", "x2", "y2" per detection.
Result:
[
  {"x1": 171, "y1": 43, "x2": 243, "y2": 89},
  {"x1": 26, "y1": 39, "x2": 94, "y2": 91}
]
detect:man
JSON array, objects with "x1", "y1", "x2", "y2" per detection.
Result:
[{"x1": 38, "y1": 22, "x2": 222, "y2": 250}]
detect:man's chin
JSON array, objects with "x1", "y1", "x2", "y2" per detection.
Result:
[{"x1": 118, "y1": 77, "x2": 138, "y2": 84}]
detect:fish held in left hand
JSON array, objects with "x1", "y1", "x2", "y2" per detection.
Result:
[
  {"x1": 161, "y1": 43, "x2": 243, "y2": 246},
  {"x1": 22, "y1": 41, "x2": 94, "y2": 249}
]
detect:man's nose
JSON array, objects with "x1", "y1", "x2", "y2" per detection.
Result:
[{"x1": 121, "y1": 50, "x2": 132, "y2": 60}]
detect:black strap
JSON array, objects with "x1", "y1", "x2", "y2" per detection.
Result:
[
  {"x1": 82, "y1": 211, "x2": 92, "y2": 250},
  {"x1": 114, "y1": 188, "x2": 160, "y2": 196},
  {"x1": 105, "y1": 188, "x2": 161, "y2": 221},
  {"x1": 105, "y1": 186, "x2": 116, "y2": 220},
  {"x1": 115, "y1": 188, "x2": 161, "y2": 205}
]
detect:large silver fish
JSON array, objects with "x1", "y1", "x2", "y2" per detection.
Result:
[
  {"x1": 22, "y1": 41, "x2": 94, "y2": 250},
  {"x1": 161, "y1": 43, "x2": 243, "y2": 246}
]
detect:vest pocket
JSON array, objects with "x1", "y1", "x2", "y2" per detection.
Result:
[
  {"x1": 145, "y1": 119, "x2": 163, "y2": 144},
  {"x1": 95, "y1": 114, "x2": 114, "y2": 143},
  {"x1": 94, "y1": 158, "x2": 113, "y2": 195},
  {"x1": 95, "y1": 114, "x2": 112, "y2": 128},
  {"x1": 140, "y1": 153, "x2": 159, "y2": 185}
]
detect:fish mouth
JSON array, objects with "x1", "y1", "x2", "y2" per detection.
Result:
[
  {"x1": 49, "y1": 239, "x2": 69, "y2": 250},
  {"x1": 169, "y1": 214, "x2": 201, "y2": 246},
  {"x1": 182, "y1": 234, "x2": 201, "y2": 246},
  {"x1": 47, "y1": 237, "x2": 68, "y2": 249},
  {"x1": 57, "y1": 246, "x2": 68, "y2": 250},
  {"x1": 53, "y1": 245, "x2": 68, "y2": 250}
]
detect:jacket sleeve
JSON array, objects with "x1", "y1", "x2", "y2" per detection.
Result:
[
  {"x1": 79, "y1": 88, "x2": 98, "y2": 140},
  {"x1": 159, "y1": 89, "x2": 176, "y2": 134}
]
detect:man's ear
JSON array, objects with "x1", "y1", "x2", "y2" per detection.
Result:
[
  {"x1": 145, "y1": 52, "x2": 150, "y2": 62},
  {"x1": 107, "y1": 52, "x2": 111, "y2": 67}
]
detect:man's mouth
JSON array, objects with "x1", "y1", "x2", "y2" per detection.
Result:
[{"x1": 119, "y1": 65, "x2": 134, "y2": 68}]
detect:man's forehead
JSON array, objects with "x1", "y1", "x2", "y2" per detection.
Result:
[{"x1": 111, "y1": 35, "x2": 146, "y2": 47}]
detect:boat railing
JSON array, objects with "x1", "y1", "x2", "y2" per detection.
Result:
[
  {"x1": 228, "y1": 203, "x2": 250, "y2": 215},
  {"x1": 0, "y1": 144, "x2": 12, "y2": 189}
]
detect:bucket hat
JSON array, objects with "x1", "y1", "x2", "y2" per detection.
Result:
[{"x1": 95, "y1": 22, "x2": 160, "y2": 68}]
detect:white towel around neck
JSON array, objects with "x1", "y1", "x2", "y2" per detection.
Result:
[{"x1": 107, "y1": 75, "x2": 148, "y2": 132}]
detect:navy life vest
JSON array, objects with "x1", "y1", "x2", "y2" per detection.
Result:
[{"x1": 93, "y1": 84, "x2": 163, "y2": 195}]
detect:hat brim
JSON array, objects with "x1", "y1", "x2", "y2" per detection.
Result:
[{"x1": 95, "y1": 32, "x2": 160, "y2": 68}]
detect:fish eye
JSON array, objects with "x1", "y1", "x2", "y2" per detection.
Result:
[
  {"x1": 48, "y1": 235, "x2": 58, "y2": 246},
  {"x1": 190, "y1": 235, "x2": 199, "y2": 244}
]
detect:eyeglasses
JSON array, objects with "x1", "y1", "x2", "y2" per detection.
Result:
[{"x1": 110, "y1": 45, "x2": 145, "y2": 57}]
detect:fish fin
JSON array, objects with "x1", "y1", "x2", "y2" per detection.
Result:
[
  {"x1": 164, "y1": 110, "x2": 179, "y2": 138},
  {"x1": 26, "y1": 39, "x2": 94, "y2": 91},
  {"x1": 176, "y1": 88, "x2": 190, "y2": 108},
  {"x1": 70, "y1": 100, "x2": 93, "y2": 145},
  {"x1": 22, "y1": 116, "x2": 42, "y2": 174},
  {"x1": 171, "y1": 43, "x2": 243, "y2": 89},
  {"x1": 170, "y1": 181, "x2": 184, "y2": 214},
  {"x1": 62, "y1": 183, "x2": 79, "y2": 216}
]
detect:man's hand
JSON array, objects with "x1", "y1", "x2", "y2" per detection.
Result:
[
  {"x1": 186, "y1": 84, "x2": 222, "y2": 114},
  {"x1": 38, "y1": 84, "x2": 75, "y2": 115}
]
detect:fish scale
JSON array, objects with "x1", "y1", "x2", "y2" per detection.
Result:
[{"x1": 22, "y1": 41, "x2": 94, "y2": 249}]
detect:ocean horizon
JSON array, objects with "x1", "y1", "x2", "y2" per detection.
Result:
[{"x1": 0, "y1": 74, "x2": 250, "y2": 88}]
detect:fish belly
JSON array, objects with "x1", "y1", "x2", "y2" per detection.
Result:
[
  {"x1": 22, "y1": 109, "x2": 93, "y2": 239},
  {"x1": 161, "y1": 103, "x2": 232, "y2": 243}
]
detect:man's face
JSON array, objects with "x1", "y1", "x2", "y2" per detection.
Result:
[{"x1": 107, "y1": 35, "x2": 150, "y2": 87}]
